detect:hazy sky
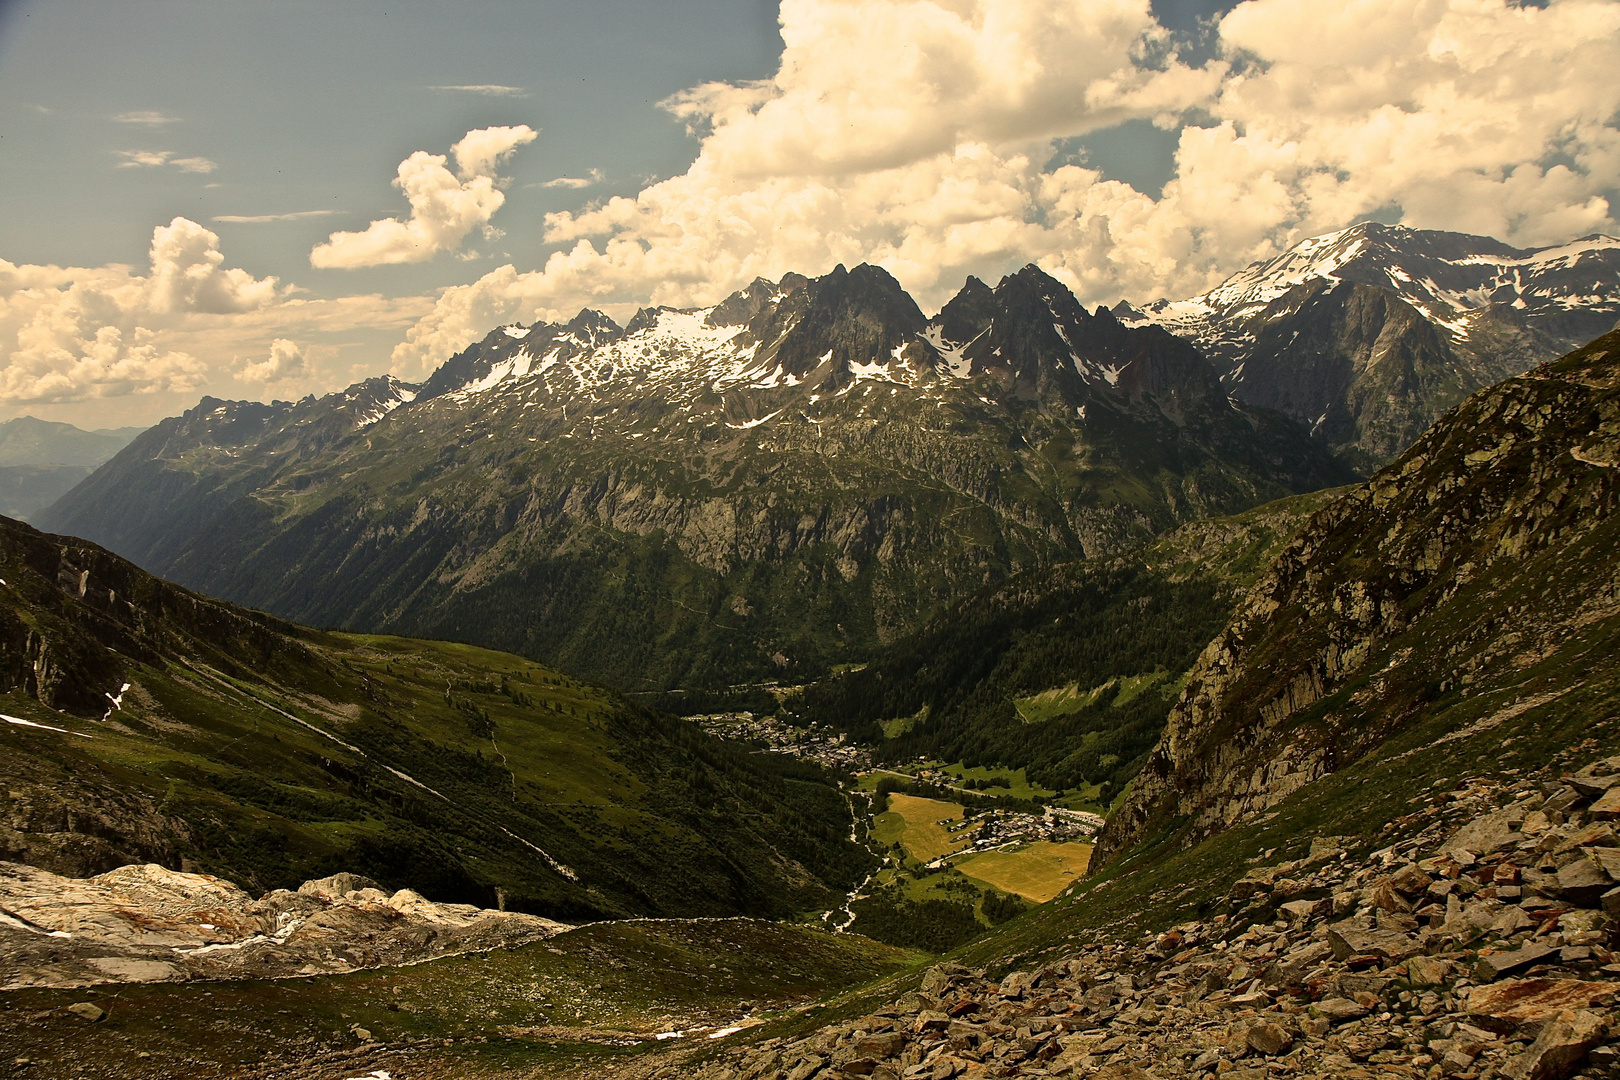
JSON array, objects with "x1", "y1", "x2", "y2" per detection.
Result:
[{"x1": 1, "y1": 0, "x2": 1616, "y2": 428}]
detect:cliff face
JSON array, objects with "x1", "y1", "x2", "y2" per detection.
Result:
[{"x1": 1094, "y1": 329, "x2": 1620, "y2": 866}]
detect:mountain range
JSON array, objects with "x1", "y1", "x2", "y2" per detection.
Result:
[
  {"x1": 41, "y1": 263, "x2": 1350, "y2": 690},
  {"x1": 1123, "y1": 223, "x2": 1620, "y2": 470}
]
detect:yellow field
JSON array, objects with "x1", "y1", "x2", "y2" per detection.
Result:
[
  {"x1": 955, "y1": 842, "x2": 1093, "y2": 903},
  {"x1": 872, "y1": 793, "x2": 973, "y2": 863}
]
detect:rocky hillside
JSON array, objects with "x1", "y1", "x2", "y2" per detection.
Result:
[
  {"x1": 40, "y1": 265, "x2": 1350, "y2": 691},
  {"x1": 0, "y1": 513, "x2": 872, "y2": 921},
  {"x1": 674, "y1": 761, "x2": 1620, "y2": 1080},
  {"x1": 1095, "y1": 327, "x2": 1620, "y2": 867},
  {"x1": 1125, "y1": 224, "x2": 1620, "y2": 469},
  {"x1": 0, "y1": 864, "x2": 566, "y2": 990}
]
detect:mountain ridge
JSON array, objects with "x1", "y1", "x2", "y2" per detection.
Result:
[
  {"x1": 1124, "y1": 222, "x2": 1620, "y2": 469},
  {"x1": 41, "y1": 263, "x2": 1350, "y2": 691}
]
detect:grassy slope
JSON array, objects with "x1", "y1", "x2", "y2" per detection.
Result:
[
  {"x1": 0, "y1": 919, "x2": 915, "y2": 1078},
  {"x1": 0, "y1": 517, "x2": 873, "y2": 922}
]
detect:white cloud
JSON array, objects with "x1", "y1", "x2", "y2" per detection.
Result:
[
  {"x1": 309, "y1": 126, "x2": 538, "y2": 269},
  {"x1": 539, "y1": 170, "x2": 605, "y2": 190},
  {"x1": 115, "y1": 149, "x2": 217, "y2": 173},
  {"x1": 236, "y1": 338, "x2": 310, "y2": 384},
  {"x1": 392, "y1": 0, "x2": 1620, "y2": 374},
  {"x1": 113, "y1": 110, "x2": 181, "y2": 125},
  {"x1": 0, "y1": 218, "x2": 277, "y2": 404},
  {"x1": 428, "y1": 85, "x2": 529, "y2": 97},
  {"x1": 214, "y1": 210, "x2": 341, "y2": 224},
  {"x1": 116, "y1": 150, "x2": 173, "y2": 168}
]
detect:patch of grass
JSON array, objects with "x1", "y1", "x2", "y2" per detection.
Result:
[
  {"x1": 938, "y1": 763, "x2": 1056, "y2": 801},
  {"x1": 872, "y1": 794, "x2": 972, "y2": 864},
  {"x1": 955, "y1": 842, "x2": 1093, "y2": 903}
]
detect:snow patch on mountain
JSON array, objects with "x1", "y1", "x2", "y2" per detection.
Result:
[{"x1": 1126, "y1": 224, "x2": 1620, "y2": 351}]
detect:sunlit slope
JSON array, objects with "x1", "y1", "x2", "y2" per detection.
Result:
[{"x1": 0, "y1": 515, "x2": 872, "y2": 921}]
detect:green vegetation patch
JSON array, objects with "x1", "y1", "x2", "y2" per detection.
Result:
[{"x1": 0, "y1": 919, "x2": 912, "y2": 1079}]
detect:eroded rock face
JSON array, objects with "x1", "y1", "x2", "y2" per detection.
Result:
[
  {"x1": 0, "y1": 860, "x2": 566, "y2": 990},
  {"x1": 1095, "y1": 331, "x2": 1620, "y2": 867},
  {"x1": 668, "y1": 765, "x2": 1620, "y2": 1080}
]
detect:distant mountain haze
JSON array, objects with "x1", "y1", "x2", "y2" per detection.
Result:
[{"x1": 0, "y1": 417, "x2": 146, "y2": 522}]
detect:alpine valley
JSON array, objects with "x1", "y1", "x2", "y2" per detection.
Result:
[{"x1": 5, "y1": 228, "x2": 1620, "y2": 1080}]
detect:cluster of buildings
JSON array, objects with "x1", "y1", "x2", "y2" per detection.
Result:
[
  {"x1": 685, "y1": 712, "x2": 872, "y2": 770},
  {"x1": 950, "y1": 804, "x2": 1102, "y2": 854}
]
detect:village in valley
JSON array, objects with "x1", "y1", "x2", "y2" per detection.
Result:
[{"x1": 682, "y1": 708, "x2": 1106, "y2": 921}]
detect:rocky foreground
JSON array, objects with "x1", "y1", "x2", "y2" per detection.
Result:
[
  {"x1": 672, "y1": 756, "x2": 1620, "y2": 1080},
  {"x1": 0, "y1": 863, "x2": 565, "y2": 990}
]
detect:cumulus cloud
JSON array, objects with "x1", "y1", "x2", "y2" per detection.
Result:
[
  {"x1": 0, "y1": 217, "x2": 278, "y2": 404},
  {"x1": 236, "y1": 338, "x2": 310, "y2": 384},
  {"x1": 310, "y1": 126, "x2": 538, "y2": 269},
  {"x1": 391, "y1": 0, "x2": 1620, "y2": 375},
  {"x1": 116, "y1": 149, "x2": 218, "y2": 173}
]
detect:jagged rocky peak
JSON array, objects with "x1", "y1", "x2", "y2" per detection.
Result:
[
  {"x1": 704, "y1": 271, "x2": 809, "y2": 329},
  {"x1": 740, "y1": 262, "x2": 928, "y2": 381},
  {"x1": 333, "y1": 374, "x2": 420, "y2": 428},
  {"x1": 913, "y1": 263, "x2": 1229, "y2": 413},
  {"x1": 1123, "y1": 222, "x2": 1620, "y2": 468},
  {"x1": 931, "y1": 275, "x2": 996, "y2": 347},
  {"x1": 562, "y1": 306, "x2": 622, "y2": 344}
]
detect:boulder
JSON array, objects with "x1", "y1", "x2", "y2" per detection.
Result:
[
  {"x1": 1245, "y1": 1021, "x2": 1294, "y2": 1056},
  {"x1": 65, "y1": 1002, "x2": 105, "y2": 1022},
  {"x1": 1446, "y1": 809, "x2": 1525, "y2": 856},
  {"x1": 998, "y1": 971, "x2": 1033, "y2": 998},
  {"x1": 1407, "y1": 956, "x2": 1454, "y2": 986},
  {"x1": 1556, "y1": 856, "x2": 1611, "y2": 906},
  {"x1": 1501, "y1": 1009, "x2": 1607, "y2": 1080},
  {"x1": 1589, "y1": 788, "x2": 1620, "y2": 821},
  {"x1": 1466, "y1": 980, "x2": 1618, "y2": 1035},
  {"x1": 296, "y1": 873, "x2": 383, "y2": 901},
  {"x1": 1390, "y1": 863, "x2": 1434, "y2": 895},
  {"x1": 855, "y1": 1033, "x2": 905, "y2": 1059},
  {"x1": 1326, "y1": 923, "x2": 1422, "y2": 961},
  {"x1": 1476, "y1": 943, "x2": 1560, "y2": 982},
  {"x1": 1313, "y1": 997, "x2": 1369, "y2": 1022}
]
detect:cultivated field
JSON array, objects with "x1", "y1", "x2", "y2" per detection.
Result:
[
  {"x1": 954, "y1": 841, "x2": 1092, "y2": 903},
  {"x1": 872, "y1": 794, "x2": 973, "y2": 863}
]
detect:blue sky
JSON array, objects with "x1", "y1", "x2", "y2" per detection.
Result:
[{"x1": 0, "y1": 0, "x2": 1613, "y2": 427}]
